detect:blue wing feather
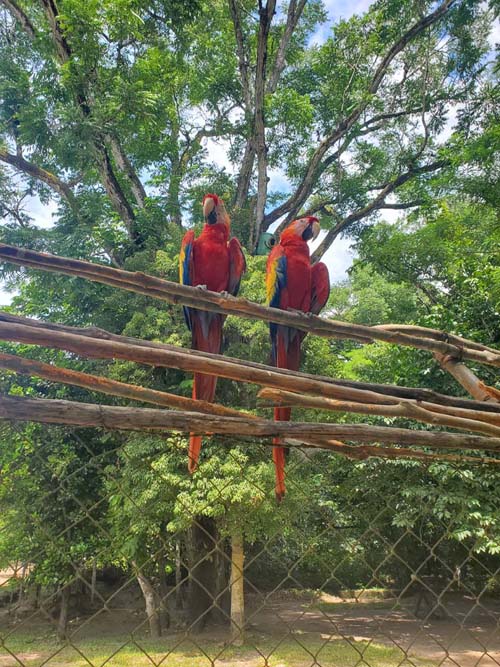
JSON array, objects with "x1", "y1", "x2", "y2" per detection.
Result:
[
  {"x1": 180, "y1": 231, "x2": 195, "y2": 331},
  {"x1": 266, "y1": 249, "x2": 287, "y2": 364}
]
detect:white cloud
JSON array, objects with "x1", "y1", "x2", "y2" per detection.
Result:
[
  {"x1": 310, "y1": 0, "x2": 372, "y2": 43},
  {"x1": 24, "y1": 195, "x2": 58, "y2": 229},
  {"x1": 318, "y1": 234, "x2": 356, "y2": 283},
  {"x1": 205, "y1": 137, "x2": 235, "y2": 173}
]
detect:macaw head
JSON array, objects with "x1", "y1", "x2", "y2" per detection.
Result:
[
  {"x1": 281, "y1": 216, "x2": 320, "y2": 243},
  {"x1": 202, "y1": 193, "x2": 230, "y2": 228}
]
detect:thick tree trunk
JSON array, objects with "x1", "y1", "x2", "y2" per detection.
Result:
[
  {"x1": 90, "y1": 559, "x2": 97, "y2": 605},
  {"x1": 230, "y1": 529, "x2": 245, "y2": 646},
  {"x1": 175, "y1": 537, "x2": 185, "y2": 611},
  {"x1": 106, "y1": 135, "x2": 147, "y2": 209},
  {"x1": 215, "y1": 539, "x2": 230, "y2": 622},
  {"x1": 186, "y1": 517, "x2": 218, "y2": 632},
  {"x1": 57, "y1": 585, "x2": 70, "y2": 640},
  {"x1": 34, "y1": 583, "x2": 41, "y2": 610},
  {"x1": 135, "y1": 568, "x2": 161, "y2": 639},
  {"x1": 157, "y1": 553, "x2": 170, "y2": 633},
  {"x1": 232, "y1": 139, "x2": 255, "y2": 213}
]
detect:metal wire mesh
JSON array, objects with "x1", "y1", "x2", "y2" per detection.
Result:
[{"x1": 1, "y1": 423, "x2": 500, "y2": 667}]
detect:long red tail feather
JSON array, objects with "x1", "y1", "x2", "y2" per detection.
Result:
[
  {"x1": 272, "y1": 331, "x2": 301, "y2": 501},
  {"x1": 188, "y1": 313, "x2": 223, "y2": 472}
]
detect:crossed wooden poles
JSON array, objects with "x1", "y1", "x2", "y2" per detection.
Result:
[{"x1": 0, "y1": 242, "x2": 498, "y2": 466}]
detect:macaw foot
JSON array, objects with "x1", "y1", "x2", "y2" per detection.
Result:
[
  {"x1": 196, "y1": 284, "x2": 208, "y2": 291},
  {"x1": 219, "y1": 290, "x2": 231, "y2": 298}
]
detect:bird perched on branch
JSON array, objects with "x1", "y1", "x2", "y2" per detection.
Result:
[
  {"x1": 179, "y1": 194, "x2": 246, "y2": 472},
  {"x1": 266, "y1": 217, "x2": 330, "y2": 501}
]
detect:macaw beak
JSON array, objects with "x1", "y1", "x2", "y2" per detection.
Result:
[
  {"x1": 203, "y1": 194, "x2": 221, "y2": 224},
  {"x1": 311, "y1": 219, "x2": 320, "y2": 240}
]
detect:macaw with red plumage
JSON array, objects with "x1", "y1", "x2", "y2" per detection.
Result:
[
  {"x1": 266, "y1": 216, "x2": 330, "y2": 501},
  {"x1": 180, "y1": 194, "x2": 246, "y2": 472}
]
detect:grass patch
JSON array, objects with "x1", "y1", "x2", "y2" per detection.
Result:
[{"x1": 0, "y1": 631, "x2": 434, "y2": 666}]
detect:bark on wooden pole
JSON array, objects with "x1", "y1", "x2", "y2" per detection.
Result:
[
  {"x1": 434, "y1": 353, "x2": 497, "y2": 402},
  {"x1": 2, "y1": 394, "x2": 500, "y2": 453},
  {"x1": 1, "y1": 321, "x2": 499, "y2": 423},
  {"x1": 258, "y1": 388, "x2": 500, "y2": 436},
  {"x1": 302, "y1": 439, "x2": 500, "y2": 466},
  {"x1": 2, "y1": 310, "x2": 499, "y2": 415},
  {"x1": 0, "y1": 351, "x2": 247, "y2": 419},
  {"x1": 375, "y1": 324, "x2": 499, "y2": 356},
  {"x1": 480, "y1": 383, "x2": 500, "y2": 402},
  {"x1": 0, "y1": 243, "x2": 498, "y2": 366}
]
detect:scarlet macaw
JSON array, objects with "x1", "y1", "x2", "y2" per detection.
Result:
[
  {"x1": 266, "y1": 217, "x2": 330, "y2": 501},
  {"x1": 180, "y1": 194, "x2": 246, "y2": 472}
]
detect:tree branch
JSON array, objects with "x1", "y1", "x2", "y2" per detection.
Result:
[
  {"x1": 37, "y1": 0, "x2": 143, "y2": 238},
  {"x1": 266, "y1": 0, "x2": 307, "y2": 94},
  {"x1": 228, "y1": 0, "x2": 253, "y2": 111},
  {"x1": 264, "y1": 0, "x2": 456, "y2": 227},
  {"x1": 0, "y1": 0, "x2": 35, "y2": 37},
  {"x1": 258, "y1": 388, "x2": 500, "y2": 436},
  {"x1": 1, "y1": 309, "x2": 498, "y2": 414},
  {"x1": 311, "y1": 159, "x2": 448, "y2": 261},
  {"x1": 434, "y1": 353, "x2": 497, "y2": 402},
  {"x1": 253, "y1": 0, "x2": 277, "y2": 249},
  {"x1": 0, "y1": 350, "x2": 246, "y2": 418},
  {"x1": 0, "y1": 148, "x2": 79, "y2": 215}
]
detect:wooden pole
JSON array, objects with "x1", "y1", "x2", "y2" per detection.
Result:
[
  {"x1": 2, "y1": 310, "x2": 499, "y2": 415},
  {"x1": 0, "y1": 351, "x2": 247, "y2": 419},
  {"x1": 375, "y1": 324, "x2": 499, "y2": 355},
  {"x1": 303, "y1": 439, "x2": 500, "y2": 466},
  {"x1": 258, "y1": 389, "x2": 500, "y2": 436},
  {"x1": 0, "y1": 243, "x2": 498, "y2": 366},
  {"x1": 1, "y1": 321, "x2": 500, "y2": 425},
  {"x1": 2, "y1": 394, "x2": 500, "y2": 453},
  {"x1": 480, "y1": 383, "x2": 500, "y2": 402},
  {"x1": 434, "y1": 353, "x2": 496, "y2": 402}
]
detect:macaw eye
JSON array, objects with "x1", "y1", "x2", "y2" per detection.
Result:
[{"x1": 265, "y1": 237, "x2": 277, "y2": 249}]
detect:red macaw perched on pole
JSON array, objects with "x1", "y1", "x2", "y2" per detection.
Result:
[
  {"x1": 180, "y1": 194, "x2": 246, "y2": 472},
  {"x1": 266, "y1": 217, "x2": 330, "y2": 501}
]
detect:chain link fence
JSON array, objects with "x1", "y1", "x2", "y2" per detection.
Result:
[{"x1": 1, "y1": 422, "x2": 500, "y2": 667}]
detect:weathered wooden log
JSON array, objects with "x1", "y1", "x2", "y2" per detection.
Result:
[
  {"x1": 434, "y1": 353, "x2": 496, "y2": 402},
  {"x1": 306, "y1": 439, "x2": 500, "y2": 466},
  {"x1": 2, "y1": 320, "x2": 499, "y2": 431},
  {"x1": 480, "y1": 383, "x2": 500, "y2": 402},
  {"x1": 0, "y1": 243, "x2": 498, "y2": 366},
  {"x1": 0, "y1": 320, "x2": 392, "y2": 404},
  {"x1": 258, "y1": 389, "x2": 500, "y2": 436},
  {"x1": 1, "y1": 311, "x2": 499, "y2": 415},
  {"x1": 0, "y1": 351, "x2": 246, "y2": 418},
  {"x1": 2, "y1": 394, "x2": 500, "y2": 452},
  {"x1": 375, "y1": 324, "x2": 499, "y2": 355}
]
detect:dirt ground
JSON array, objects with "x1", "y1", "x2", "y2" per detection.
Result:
[
  {"x1": 1, "y1": 583, "x2": 499, "y2": 667},
  {"x1": 245, "y1": 591, "x2": 500, "y2": 667}
]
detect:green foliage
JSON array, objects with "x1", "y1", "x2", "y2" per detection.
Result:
[{"x1": 0, "y1": 0, "x2": 498, "y2": 604}]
